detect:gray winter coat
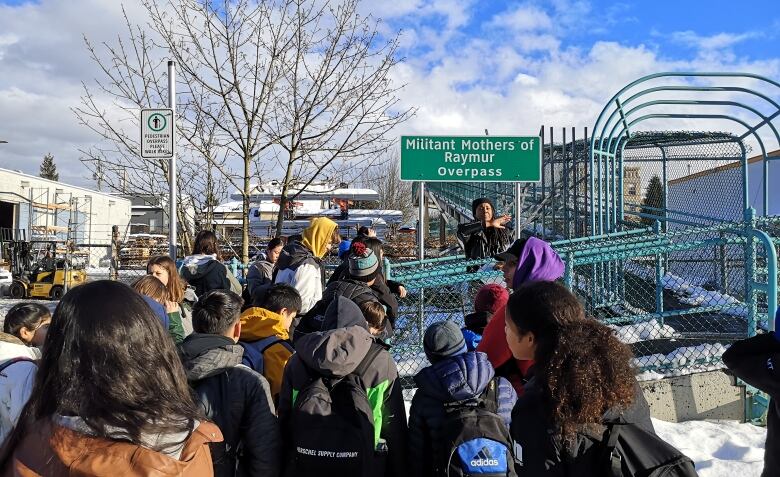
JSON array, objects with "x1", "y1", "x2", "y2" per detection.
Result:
[{"x1": 179, "y1": 333, "x2": 280, "y2": 477}]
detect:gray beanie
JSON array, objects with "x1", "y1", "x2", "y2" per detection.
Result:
[{"x1": 424, "y1": 320, "x2": 468, "y2": 364}]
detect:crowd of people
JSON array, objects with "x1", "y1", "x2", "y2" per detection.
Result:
[{"x1": 0, "y1": 200, "x2": 771, "y2": 476}]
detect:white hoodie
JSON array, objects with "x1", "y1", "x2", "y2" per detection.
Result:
[{"x1": 0, "y1": 342, "x2": 39, "y2": 444}]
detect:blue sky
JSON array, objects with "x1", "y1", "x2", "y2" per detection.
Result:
[
  {"x1": 0, "y1": 0, "x2": 779, "y2": 187},
  {"x1": 385, "y1": 0, "x2": 780, "y2": 62}
]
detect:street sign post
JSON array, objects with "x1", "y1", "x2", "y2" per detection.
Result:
[
  {"x1": 141, "y1": 108, "x2": 174, "y2": 159},
  {"x1": 400, "y1": 135, "x2": 541, "y2": 182}
]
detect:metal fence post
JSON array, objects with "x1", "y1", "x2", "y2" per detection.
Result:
[
  {"x1": 654, "y1": 220, "x2": 665, "y2": 325},
  {"x1": 745, "y1": 208, "x2": 758, "y2": 336},
  {"x1": 110, "y1": 225, "x2": 119, "y2": 281}
]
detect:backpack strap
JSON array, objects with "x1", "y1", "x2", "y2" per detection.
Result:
[
  {"x1": 480, "y1": 377, "x2": 500, "y2": 414},
  {"x1": 602, "y1": 423, "x2": 623, "y2": 477},
  {"x1": 0, "y1": 357, "x2": 35, "y2": 375}
]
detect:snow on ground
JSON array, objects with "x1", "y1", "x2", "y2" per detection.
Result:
[{"x1": 654, "y1": 418, "x2": 766, "y2": 477}]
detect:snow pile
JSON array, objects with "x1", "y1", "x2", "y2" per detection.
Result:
[
  {"x1": 654, "y1": 418, "x2": 765, "y2": 477},
  {"x1": 611, "y1": 319, "x2": 679, "y2": 344},
  {"x1": 635, "y1": 343, "x2": 728, "y2": 381}
]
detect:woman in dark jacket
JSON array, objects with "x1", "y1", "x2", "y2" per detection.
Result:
[
  {"x1": 457, "y1": 198, "x2": 513, "y2": 261},
  {"x1": 504, "y1": 282, "x2": 654, "y2": 476},
  {"x1": 409, "y1": 321, "x2": 517, "y2": 477},
  {"x1": 722, "y1": 313, "x2": 780, "y2": 477}
]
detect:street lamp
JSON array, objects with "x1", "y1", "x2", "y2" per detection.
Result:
[{"x1": 0, "y1": 140, "x2": 7, "y2": 144}]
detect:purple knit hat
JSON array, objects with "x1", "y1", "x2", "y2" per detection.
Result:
[{"x1": 511, "y1": 236, "x2": 565, "y2": 290}]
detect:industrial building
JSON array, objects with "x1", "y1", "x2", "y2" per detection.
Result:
[{"x1": 0, "y1": 168, "x2": 131, "y2": 267}]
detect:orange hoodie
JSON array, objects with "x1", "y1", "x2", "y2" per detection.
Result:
[{"x1": 239, "y1": 307, "x2": 293, "y2": 402}]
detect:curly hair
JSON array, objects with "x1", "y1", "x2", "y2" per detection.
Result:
[
  {"x1": 540, "y1": 320, "x2": 636, "y2": 441},
  {"x1": 506, "y1": 281, "x2": 636, "y2": 442}
]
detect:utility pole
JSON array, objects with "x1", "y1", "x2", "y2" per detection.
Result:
[{"x1": 168, "y1": 60, "x2": 178, "y2": 260}]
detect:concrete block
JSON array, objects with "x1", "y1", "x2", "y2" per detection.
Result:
[{"x1": 640, "y1": 370, "x2": 744, "y2": 422}]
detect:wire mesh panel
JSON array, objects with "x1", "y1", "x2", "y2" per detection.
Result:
[{"x1": 387, "y1": 220, "x2": 777, "y2": 386}]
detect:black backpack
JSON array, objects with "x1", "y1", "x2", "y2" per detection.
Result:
[
  {"x1": 601, "y1": 419, "x2": 698, "y2": 477},
  {"x1": 289, "y1": 343, "x2": 386, "y2": 477},
  {"x1": 435, "y1": 378, "x2": 517, "y2": 477}
]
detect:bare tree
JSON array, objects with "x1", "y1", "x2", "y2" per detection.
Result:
[
  {"x1": 362, "y1": 152, "x2": 414, "y2": 221},
  {"x1": 77, "y1": 0, "x2": 412, "y2": 264},
  {"x1": 74, "y1": 9, "x2": 207, "y2": 253},
  {"x1": 265, "y1": 0, "x2": 414, "y2": 235}
]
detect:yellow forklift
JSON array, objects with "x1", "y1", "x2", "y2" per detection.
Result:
[{"x1": 7, "y1": 239, "x2": 87, "y2": 300}]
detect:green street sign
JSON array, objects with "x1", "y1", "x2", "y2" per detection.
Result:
[{"x1": 400, "y1": 135, "x2": 541, "y2": 182}]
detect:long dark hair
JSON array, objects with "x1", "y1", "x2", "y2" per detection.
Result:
[
  {"x1": 506, "y1": 281, "x2": 635, "y2": 441},
  {"x1": 0, "y1": 280, "x2": 202, "y2": 463}
]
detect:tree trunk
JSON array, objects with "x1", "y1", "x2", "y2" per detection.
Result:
[
  {"x1": 275, "y1": 149, "x2": 297, "y2": 237},
  {"x1": 242, "y1": 152, "x2": 251, "y2": 268}
]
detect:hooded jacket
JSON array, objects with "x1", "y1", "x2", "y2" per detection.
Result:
[
  {"x1": 477, "y1": 237, "x2": 565, "y2": 393},
  {"x1": 509, "y1": 378, "x2": 654, "y2": 476},
  {"x1": 278, "y1": 297, "x2": 408, "y2": 477},
  {"x1": 0, "y1": 343, "x2": 38, "y2": 444},
  {"x1": 275, "y1": 217, "x2": 338, "y2": 314},
  {"x1": 180, "y1": 254, "x2": 234, "y2": 297},
  {"x1": 293, "y1": 278, "x2": 381, "y2": 343},
  {"x1": 179, "y1": 334, "x2": 280, "y2": 477},
  {"x1": 723, "y1": 333, "x2": 780, "y2": 477},
  {"x1": 408, "y1": 351, "x2": 517, "y2": 477},
  {"x1": 246, "y1": 259, "x2": 274, "y2": 296},
  {"x1": 4, "y1": 418, "x2": 221, "y2": 476},
  {"x1": 238, "y1": 307, "x2": 294, "y2": 402}
]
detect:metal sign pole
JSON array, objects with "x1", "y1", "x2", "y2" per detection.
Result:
[
  {"x1": 515, "y1": 181, "x2": 522, "y2": 241},
  {"x1": 418, "y1": 182, "x2": 425, "y2": 260},
  {"x1": 168, "y1": 60, "x2": 178, "y2": 260}
]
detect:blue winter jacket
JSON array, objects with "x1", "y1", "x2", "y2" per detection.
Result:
[{"x1": 408, "y1": 351, "x2": 517, "y2": 477}]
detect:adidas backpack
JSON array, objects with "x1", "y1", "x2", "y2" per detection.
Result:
[
  {"x1": 289, "y1": 343, "x2": 385, "y2": 477},
  {"x1": 435, "y1": 378, "x2": 517, "y2": 477},
  {"x1": 601, "y1": 419, "x2": 698, "y2": 477}
]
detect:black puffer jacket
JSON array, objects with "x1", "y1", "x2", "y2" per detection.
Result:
[
  {"x1": 179, "y1": 334, "x2": 280, "y2": 477},
  {"x1": 293, "y1": 278, "x2": 381, "y2": 342},
  {"x1": 509, "y1": 378, "x2": 654, "y2": 476},
  {"x1": 723, "y1": 333, "x2": 780, "y2": 477},
  {"x1": 457, "y1": 221, "x2": 513, "y2": 260}
]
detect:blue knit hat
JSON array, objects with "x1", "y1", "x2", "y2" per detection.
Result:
[
  {"x1": 338, "y1": 240, "x2": 352, "y2": 260},
  {"x1": 348, "y1": 242, "x2": 379, "y2": 282}
]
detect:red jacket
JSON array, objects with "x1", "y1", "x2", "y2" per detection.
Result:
[{"x1": 476, "y1": 303, "x2": 534, "y2": 394}]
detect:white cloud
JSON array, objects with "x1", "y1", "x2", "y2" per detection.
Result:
[
  {"x1": 489, "y1": 4, "x2": 552, "y2": 32},
  {"x1": 1, "y1": 0, "x2": 779, "y2": 192},
  {"x1": 668, "y1": 30, "x2": 762, "y2": 50}
]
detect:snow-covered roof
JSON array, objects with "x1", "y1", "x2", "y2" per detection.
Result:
[{"x1": 231, "y1": 181, "x2": 379, "y2": 201}]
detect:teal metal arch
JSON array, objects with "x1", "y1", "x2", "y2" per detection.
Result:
[{"x1": 590, "y1": 72, "x2": 780, "y2": 236}]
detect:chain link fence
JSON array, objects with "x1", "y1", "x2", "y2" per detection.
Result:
[{"x1": 387, "y1": 219, "x2": 777, "y2": 385}]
